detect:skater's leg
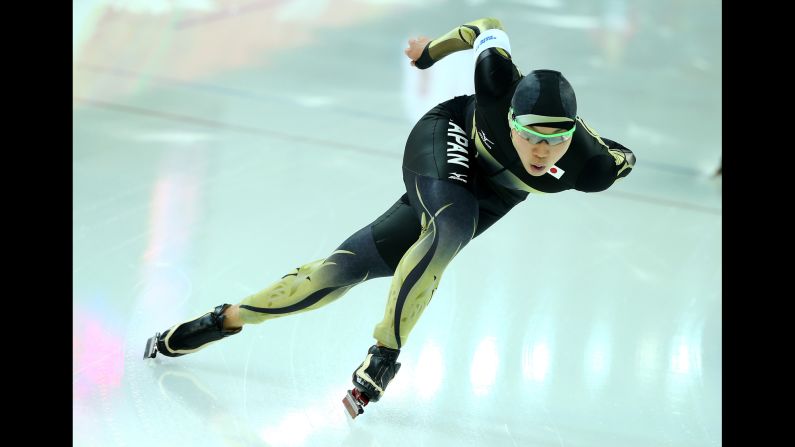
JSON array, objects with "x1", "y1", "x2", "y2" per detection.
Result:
[
  {"x1": 145, "y1": 196, "x2": 422, "y2": 358},
  {"x1": 372, "y1": 174, "x2": 479, "y2": 350},
  {"x1": 347, "y1": 175, "x2": 528, "y2": 404},
  {"x1": 235, "y1": 197, "x2": 420, "y2": 325},
  {"x1": 351, "y1": 175, "x2": 478, "y2": 402},
  {"x1": 223, "y1": 195, "x2": 421, "y2": 329}
]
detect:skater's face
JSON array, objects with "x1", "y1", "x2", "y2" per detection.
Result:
[{"x1": 509, "y1": 123, "x2": 573, "y2": 176}]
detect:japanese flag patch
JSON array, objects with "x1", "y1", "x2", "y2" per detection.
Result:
[{"x1": 547, "y1": 165, "x2": 565, "y2": 179}]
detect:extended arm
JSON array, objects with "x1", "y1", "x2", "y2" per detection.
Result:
[{"x1": 404, "y1": 18, "x2": 520, "y2": 99}]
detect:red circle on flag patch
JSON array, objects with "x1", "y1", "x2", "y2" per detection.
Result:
[{"x1": 550, "y1": 167, "x2": 558, "y2": 173}]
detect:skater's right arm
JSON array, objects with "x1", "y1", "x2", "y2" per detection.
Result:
[
  {"x1": 405, "y1": 18, "x2": 508, "y2": 69},
  {"x1": 404, "y1": 18, "x2": 520, "y2": 101}
]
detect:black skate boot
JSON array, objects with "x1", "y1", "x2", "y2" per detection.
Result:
[
  {"x1": 342, "y1": 344, "x2": 401, "y2": 419},
  {"x1": 143, "y1": 304, "x2": 242, "y2": 359}
]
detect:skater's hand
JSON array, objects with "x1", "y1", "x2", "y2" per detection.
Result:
[{"x1": 405, "y1": 36, "x2": 430, "y2": 67}]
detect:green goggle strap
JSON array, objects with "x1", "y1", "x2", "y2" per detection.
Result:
[
  {"x1": 510, "y1": 119, "x2": 576, "y2": 138},
  {"x1": 508, "y1": 107, "x2": 576, "y2": 138}
]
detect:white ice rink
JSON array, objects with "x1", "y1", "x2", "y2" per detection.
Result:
[{"x1": 73, "y1": 1, "x2": 721, "y2": 446}]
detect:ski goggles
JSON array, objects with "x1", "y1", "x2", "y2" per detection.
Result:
[{"x1": 510, "y1": 117, "x2": 576, "y2": 145}]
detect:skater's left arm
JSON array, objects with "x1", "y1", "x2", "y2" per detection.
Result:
[
  {"x1": 575, "y1": 139, "x2": 636, "y2": 193},
  {"x1": 572, "y1": 116, "x2": 636, "y2": 193}
]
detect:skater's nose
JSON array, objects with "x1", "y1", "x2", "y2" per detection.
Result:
[{"x1": 532, "y1": 145, "x2": 550, "y2": 158}]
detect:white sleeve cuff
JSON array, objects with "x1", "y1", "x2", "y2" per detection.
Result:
[{"x1": 472, "y1": 28, "x2": 511, "y2": 61}]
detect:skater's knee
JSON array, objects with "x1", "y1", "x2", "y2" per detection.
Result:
[{"x1": 334, "y1": 225, "x2": 398, "y2": 279}]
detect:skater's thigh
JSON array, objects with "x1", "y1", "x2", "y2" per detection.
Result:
[{"x1": 369, "y1": 194, "x2": 423, "y2": 273}]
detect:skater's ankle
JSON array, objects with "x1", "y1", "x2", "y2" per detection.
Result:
[{"x1": 223, "y1": 305, "x2": 244, "y2": 330}]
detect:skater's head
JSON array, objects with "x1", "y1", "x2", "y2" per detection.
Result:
[{"x1": 508, "y1": 69, "x2": 577, "y2": 177}]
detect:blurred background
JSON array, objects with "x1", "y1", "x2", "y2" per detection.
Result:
[{"x1": 73, "y1": 0, "x2": 721, "y2": 446}]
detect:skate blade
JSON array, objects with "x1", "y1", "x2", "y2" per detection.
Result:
[
  {"x1": 143, "y1": 333, "x2": 160, "y2": 359},
  {"x1": 342, "y1": 390, "x2": 365, "y2": 419}
]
